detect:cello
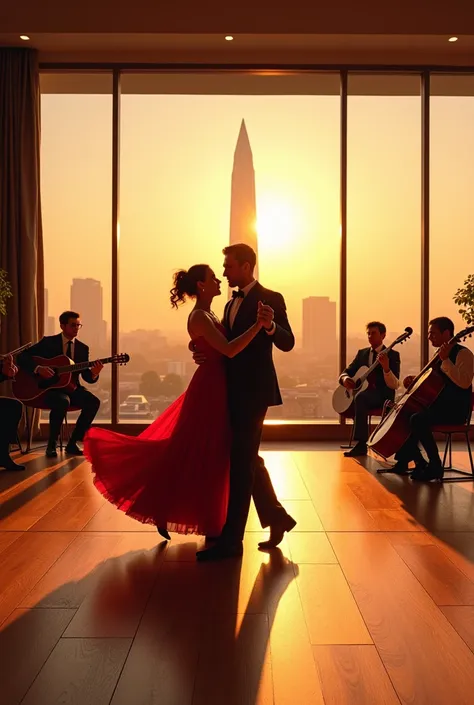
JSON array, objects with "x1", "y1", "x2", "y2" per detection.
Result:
[{"x1": 368, "y1": 325, "x2": 474, "y2": 460}]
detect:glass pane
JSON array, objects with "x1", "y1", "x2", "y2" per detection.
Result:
[
  {"x1": 40, "y1": 72, "x2": 113, "y2": 423},
  {"x1": 119, "y1": 72, "x2": 341, "y2": 423},
  {"x1": 347, "y1": 73, "x2": 421, "y2": 385},
  {"x1": 430, "y1": 74, "x2": 474, "y2": 354}
]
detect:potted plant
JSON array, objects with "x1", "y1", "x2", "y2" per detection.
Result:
[{"x1": 454, "y1": 274, "x2": 474, "y2": 327}]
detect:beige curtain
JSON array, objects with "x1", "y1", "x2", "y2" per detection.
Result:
[{"x1": 0, "y1": 47, "x2": 44, "y2": 436}]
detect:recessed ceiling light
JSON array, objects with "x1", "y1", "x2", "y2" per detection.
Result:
[
  {"x1": 448, "y1": 36, "x2": 458, "y2": 42},
  {"x1": 20, "y1": 35, "x2": 30, "y2": 41},
  {"x1": 225, "y1": 36, "x2": 234, "y2": 41}
]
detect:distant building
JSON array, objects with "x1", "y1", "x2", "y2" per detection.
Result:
[
  {"x1": 167, "y1": 361, "x2": 186, "y2": 377},
  {"x1": 229, "y1": 119, "x2": 258, "y2": 281},
  {"x1": 43, "y1": 288, "x2": 56, "y2": 336},
  {"x1": 70, "y1": 278, "x2": 107, "y2": 353},
  {"x1": 302, "y1": 296, "x2": 337, "y2": 360}
]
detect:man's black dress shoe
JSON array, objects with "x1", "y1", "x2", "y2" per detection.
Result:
[
  {"x1": 65, "y1": 442, "x2": 84, "y2": 456},
  {"x1": 258, "y1": 515, "x2": 297, "y2": 549},
  {"x1": 46, "y1": 444, "x2": 57, "y2": 458},
  {"x1": 196, "y1": 542, "x2": 243, "y2": 562},
  {"x1": 343, "y1": 442, "x2": 367, "y2": 458}
]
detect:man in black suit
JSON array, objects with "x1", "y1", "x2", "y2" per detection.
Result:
[
  {"x1": 340, "y1": 321, "x2": 400, "y2": 457},
  {"x1": 0, "y1": 355, "x2": 25, "y2": 471},
  {"x1": 197, "y1": 244, "x2": 296, "y2": 561},
  {"x1": 18, "y1": 311, "x2": 103, "y2": 458}
]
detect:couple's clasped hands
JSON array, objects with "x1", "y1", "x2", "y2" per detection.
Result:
[
  {"x1": 256, "y1": 301, "x2": 275, "y2": 330},
  {"x1": 192, "y1": 301, "x2": 275, "y2": 365}
]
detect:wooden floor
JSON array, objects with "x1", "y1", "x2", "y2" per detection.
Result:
[{"x1": 1, "y1": 444, "x2": 474, "y2": 705}]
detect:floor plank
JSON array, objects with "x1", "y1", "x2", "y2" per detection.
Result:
[
  {"x1": 0, "y1": 530, "x2": 22, "y2": 555},
  {"x1": 1, "y1": 608, "x2": 76, "y2": 705},
  {"x1": 313, "y1": 645, "x2": 400, "y2": 705},
  {"x1": 0, "y1": 460, "x2": 89, "y2": 530},
  {"x1": 21, "y1": 637, "x2": 132, "y2": 705},
  {"x1": 392, "y1": 543, "x2": 474, "y2": 605},
  {"x1": 431, "y1": 532, "x2": 474, "y2": 583},
  {"x1": 111, "y1": 609, "x2": 202, "y2": 705},
  {"x1": 29, "y1": 481, "x2": 104, "y2": 531},
  {"x1": 63, "y1": 538, "x2": 164, "y2": 637},
  {"x1": 192, "y1": 613, "x2": 273, "y2": 705},
  {"x1": 286, "y1": 531, "x2": 338, "y2": 564},
  {"x1": 296, "y1": 564, "x2": 372, "y2": 645},
  {"x1": 369, "y1": 509, "x2": 423, "y2": 532},
  {"x1": 346, "y1": 473, "x2": 401, "y2": 511},
  {"x1": 0, "y1": 531, "x2": 77, "y2": 626},
  {"x1": 440, "y1": 606, "x2": 474, "y2": 652},
  {"x1": 82, "y1": 501, "x2": 157, "y2": 531},
  {"x1": 21, "y1": 532, "x2": 164, "y2": 610},
  {"x1": 329, "y1": 531, "x2": 474, "y2": 705}
]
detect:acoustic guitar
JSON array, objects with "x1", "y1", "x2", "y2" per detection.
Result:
[
  {"x1": 368, "y1": 325, "x2": 474, "y2": 460},
  {"x1": 332, "y1": 327, "x2": 413, "y2": 415},
  {"x1": 13, "y1": 353, "x2": 130, "y2": 403}
]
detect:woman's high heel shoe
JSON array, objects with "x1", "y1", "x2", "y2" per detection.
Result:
[{"x1": 157, "y1": 526, "x2": 171, "y2": 541}]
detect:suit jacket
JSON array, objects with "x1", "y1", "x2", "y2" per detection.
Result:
[
  {"x1": 17, "y1": 334, "x2": 98, "y2": 386},
  {"x1": 223, "y1": 282, "x2": 295, "y2": 411},
  {"x1": 338, "y1": 346, "x2": 400, "y2": 401}
]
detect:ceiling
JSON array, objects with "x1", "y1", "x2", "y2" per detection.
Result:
[{"x1": 1, "y1": 33, "x2": 474, "y2": 66}]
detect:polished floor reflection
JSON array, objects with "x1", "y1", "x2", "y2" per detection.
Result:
[{"x1": 1, "y1": 444, "x2": 474, "y2": 704}]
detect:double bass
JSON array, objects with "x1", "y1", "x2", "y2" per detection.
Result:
[{"x1": 368, "y1": 325, "x2": 474, "y2": 460}]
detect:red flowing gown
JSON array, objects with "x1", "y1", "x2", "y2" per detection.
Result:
[{"x1": 84, "y1": 324, "x2": 230, "y2": 536}]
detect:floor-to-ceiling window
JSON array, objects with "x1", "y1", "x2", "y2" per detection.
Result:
[
  {"x1": 118, "y1": 72, "x2": 341, "y2": 423},
  {"x1": 430, "y1": 74, "x2": 474, "y2": 355},
  {"x1": 40, "y1": 72, "x2": 113, "y2": 421},
  {"x1": 347, "y1": 74, "x2": 421, "y2": 383},
  {"x1": 39, "y1": 66, "x2": 474, "y2": 433}
]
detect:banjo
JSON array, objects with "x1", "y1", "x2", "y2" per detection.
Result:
[{"x1": 332, "y1": 327, "x2": 413, "y2": 415}]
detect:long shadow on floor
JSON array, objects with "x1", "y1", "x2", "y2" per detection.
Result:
[
  {"x1": 0, "y1": 539, "x2": 297, "y2": 705},
  {"x1": 359, "y1": 453, "x2": 474, "y2": 569},
  {"x1": 0, "y1": 456, "x2": 84, "y2": 520}
]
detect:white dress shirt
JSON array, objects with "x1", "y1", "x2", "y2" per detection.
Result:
[
  {"x1": 341, "y1": 343, "x2": 399, "y2": 390},
  {"x1": 228, "y1": 279, "x2": 276, "y2": 335},
  {"x1": 440, "y1": 347, "x2": 474, "y2": 389},
  {"x1": 228, "y1": 279, "x2": 258, "y2": 328}
]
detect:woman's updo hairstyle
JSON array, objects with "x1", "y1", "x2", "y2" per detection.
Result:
[{"x1": 170, "y1": 264, "x2": 209, "y2": 309}]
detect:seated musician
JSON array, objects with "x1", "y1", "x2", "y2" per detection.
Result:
[
  {"x1": 340, "y1": 321, "x2": 400, "y2": 457},
  {"x1": 0, "y1": 355, "x2": 25, "y2": 471},
  {"x1": 393, "y1": 316, "x2": 473, "y2": 481},
  {"x1": 17, "y1": 311, "x2": 103, "y2": 458}
]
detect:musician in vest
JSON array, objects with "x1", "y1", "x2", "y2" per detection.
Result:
[
  {"x1": 340, "y1": 321, "x2": 401, "y2": 457},
  {"x1": 17, "y1": 311, "x2": 103, "y2": 458},
  {"x1": 393, "y1": 316, "x2": 473, "y2": 481},
  {"x1": 0, "y1": 355, "x2": 25, "y2": 471}
]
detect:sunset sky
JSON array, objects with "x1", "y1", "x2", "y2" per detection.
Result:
[{"x1": 40, "y1": 81, "x2": 474, "y2": 354}]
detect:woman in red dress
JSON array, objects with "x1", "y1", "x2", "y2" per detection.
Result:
[{"x1": 84, "y1": 264, "x2": 264, "y2": 539}]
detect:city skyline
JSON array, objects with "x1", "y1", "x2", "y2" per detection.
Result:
[{"x1": 39, "y1": 84, "x2": 474, "y2": 419}]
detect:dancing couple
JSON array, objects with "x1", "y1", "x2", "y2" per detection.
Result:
[{"x1": 84, "y1": 243, "x2": 297, "y2": 560}]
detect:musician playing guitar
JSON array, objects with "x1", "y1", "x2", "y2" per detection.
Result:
[
  {"x1": 340, "y1": 321, "x2": 400, "y2": 457},
  {"x1": 392, "y1": 316, "x2": 473, "y2": 481},
  {"x1": 0, "y1": 355, "x2": 25, "y2": 471},
  {"x1": 18, "y1": 311, "x2": 103, "y2": 458}
]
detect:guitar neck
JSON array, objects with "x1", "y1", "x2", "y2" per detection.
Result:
[{"x1": 56, "y1": 356, "x2": 114, "y2": 374}]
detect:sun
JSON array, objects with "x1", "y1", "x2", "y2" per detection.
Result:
[{"x1": 256, "y1": 196, "x2": 299, "y2": 250}]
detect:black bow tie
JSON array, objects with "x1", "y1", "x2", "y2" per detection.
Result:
[{"x1": 232, "y1": 290, "x2": 244, "y2": 299}]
